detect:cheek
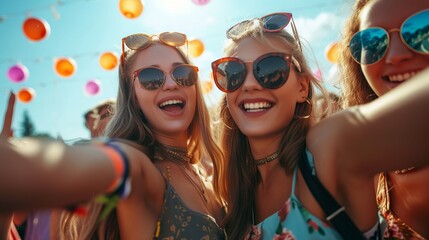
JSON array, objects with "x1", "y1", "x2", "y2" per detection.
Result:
[
  {"x1": 361, "y1": 65, "x2": 385, "y2": 96},
  {"x1": 225, "y1": 93, "x2": 239, "y2": 117},
  {"x1": 361, "y1": 65, "x2": 375, "y2": 81},
  {"x1": 134, "y1": 87, "x2": 155, "y2": 114}
]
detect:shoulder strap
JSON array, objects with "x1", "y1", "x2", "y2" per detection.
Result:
[{"x1": 298, "y1": 150, "x2": 366, "y2": 240}]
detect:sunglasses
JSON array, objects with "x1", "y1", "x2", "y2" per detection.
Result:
[
  {"x1": 121, "y1": 32, "x2": 188, "y2": 68},
  {"x1": 211, "y1": 52, "x2": 301, "y2": 93},
  {"x1": 349, "y1": 9, "x2": 429, "y2": 65},
  {"x1": 133, "y1": 64, "x2": 199, "y2": 90},
  {"x1": 227, "y1": 12, "x2": 302, "y2": 52}
]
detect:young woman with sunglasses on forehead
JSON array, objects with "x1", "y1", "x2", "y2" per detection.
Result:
[
  {"x1": 212, "y1": 12, "x2": 429, "y2": 239},
  {"x1": 0, "y1": 32, "x2": 226, "y2": 239},
  {"x1": 338, "y1": 0, "x2": 429, "y2": 238}
]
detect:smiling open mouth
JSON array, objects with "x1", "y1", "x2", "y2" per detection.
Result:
[
  {"x1": 242, "y1": 102, "x2": 272, "y2": 112},
  {"x1": 159, "y1": 99, "x2": 185, "y2": 110}
]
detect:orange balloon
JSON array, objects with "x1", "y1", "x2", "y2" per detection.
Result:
[
  {"x1": 189, "y1": 39, "x2": 205, "y2": 58},
  {"x1": 325, "y1": 41, "x2": 340, "y2": 64},
  {"x1": 17, "y1": 88, "x2": 35, "y2": 103},
  {"x1": 22, "y1": 17, "x2": 50, "y2": 41},
  {"x1": 119, "y1": 0, "x2": 143, "y2": 19},
  {"x1": 99, "y1": 52, "x2": 118, "y2": 70},
  {"x1": 201, "y1": 81, "x2": 213, "y2": 94},
  {"x1": 54, "y1": 58, "x2": 77, "y2": 77}
]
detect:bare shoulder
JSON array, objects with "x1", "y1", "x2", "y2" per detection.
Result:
[
  {"x1": 307, "y1": 107, "x2": 365, "y2": 155},
  {"x1": 112, "y1": 140, "x2": 165, "y2": 201},
  {"x1": 306, "y1": 108, "x2": 372, "y2": 182}
]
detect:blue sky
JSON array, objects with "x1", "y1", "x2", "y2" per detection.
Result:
[{"x1": 0, "y1": 0, "x2": 353, "y2": 141}]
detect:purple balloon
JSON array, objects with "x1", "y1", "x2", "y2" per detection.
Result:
[
  {"x1": 7, "y1": 64, "x2": 29, "y2": 82},
  {"x1": 85, "y1": 79, "x2": 101, "y2": 95},
  {"x1": 192, "y1": 0, "x2": 211, "y2": 5}
]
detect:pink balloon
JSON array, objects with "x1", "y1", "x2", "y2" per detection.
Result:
[
  {"x1": 192, "y1": 0, "x2": 211, "y2": 5},
  {"x1": 85, "y1": 79, "x2": 101, "y2": 95},
  {"x1": 7, "y1": 64, "x2": 29, "y2": 83}
]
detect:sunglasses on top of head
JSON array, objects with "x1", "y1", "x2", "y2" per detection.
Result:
[
  {"x1": 227, "y1": 12, "x2": 302, "y2": 52},
  {"x1": 349, "y1": 9, "x2": 429, "y2": 65},
  {"x1": 211, "y1": 52, "x2": 301, "y2": 93},
  {"x1": 121, "y1": 32, "x2": 188, "y2": 68},
  {"x1": 133, "y1": 64, "x2": 199, "y2": 91}
]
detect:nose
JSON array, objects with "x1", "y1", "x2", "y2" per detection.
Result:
[
  {"x1": 385, "y1": 30, "x2": 413, "y2": 65},
  {"x1": 162, "y1": 71, "x2": 179, "y2": 90},
  {"x1": 240, "y1": 62, "x2": 263, "y2": 92}
]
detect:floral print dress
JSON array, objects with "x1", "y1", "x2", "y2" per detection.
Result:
[
  {"x1": 245, "y1": 167, "x2": 341, "y2": 240},
  {"x1": 377, "y1": 172, "x2": 426, "y2": 240},
  {"x1": 245, "y1": 150, "x2": 385, "y2": 240}
]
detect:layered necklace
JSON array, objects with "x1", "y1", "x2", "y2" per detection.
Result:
[
  {"x1": 254, "y1": 151, "x2": 279, "y2": 166},
  {"x1": 394, "y1": 167, "x2": 416, "y2": 174},
  {"x1": 154, "y1": 144, "x2": 211, "y2": 211}
]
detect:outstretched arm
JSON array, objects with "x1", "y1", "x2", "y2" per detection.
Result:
[
  {"x1": 0, "y1": 137, "x2": 119, "y2": 212},
  {"x1": 311, "y1": 67, "x2": 429, "y2": 176},
  {"x1": 0, "y1": 93, "x2": 118, "y2": 212}
]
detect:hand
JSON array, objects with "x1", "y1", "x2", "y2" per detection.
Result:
[{"x1": 1, "y1": 92, "x2": 16, "y2": 141}]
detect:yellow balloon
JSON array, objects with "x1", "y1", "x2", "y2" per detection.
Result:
[
  {"x1": 325, "y1": 41, "x2": 340, "y2": 64},
  {"x1": 189, "y1": 39, "x2": 205, "y2": 58},
  {"x1": 99, "y1": 52, "x2": 118, "y2": 70},
  {"x1": 119, "y1": 0, "x2": 143, "y2": 19},
  {"x1": 201, "y1": 81, "x2": 213, "y2": 94}
]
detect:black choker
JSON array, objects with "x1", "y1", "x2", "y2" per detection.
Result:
[{"x1": 254, "y1": 152, "x2": 279, "y2": 166}]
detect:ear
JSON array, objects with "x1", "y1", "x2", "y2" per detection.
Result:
[{"x1": 296, "y1": 75, "x2": 310, "y2": 103}]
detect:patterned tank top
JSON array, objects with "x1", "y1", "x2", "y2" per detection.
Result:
[
  {"x1": 245, "y1": 165, "x2": 341, "y2": 239},
  {"x1": 154, "y1": 182, "x2": 226, "y2": 239},
  {"x1": 245, "y1": 150, "x2": 385, "y2": 240}
]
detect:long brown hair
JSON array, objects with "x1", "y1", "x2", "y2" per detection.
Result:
[
  {"x1": 61, "y1": 40, "x2": 225, "y2": 239},
  {"x1": 338, "y1": 0, "x2": 376, "y2": 108},
  {"x1": 218, "y1": 24, "x2": 329, "y2": 239}
]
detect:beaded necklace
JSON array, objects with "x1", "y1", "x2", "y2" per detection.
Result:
[{"x1": 154, "y1": 144, "x2": 211, "y2": 212}]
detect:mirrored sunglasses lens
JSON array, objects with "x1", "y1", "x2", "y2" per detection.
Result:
[
  {"x1": 173, "y1": 65, "x2": 198, "y2": 87},
  {"x1": 401, "y1": 10, "x2": 429, "y2": 54},
  {"x1": 263, "y1": 14, "x2": 290, "y2": 31},
  {"x1": 125, "y1": 34, "x2": 151, "y2": 50},
  {"x1": 160, "y1": 32, "x2": 186, "y2": 46},
  {"x1": 255, "y1": 56, "x2": 289, "y2": 89},
  {"x1": 138, "y1": 68, "x2": 165, "y2": 90},
  {"x1": 349, "y1": 28, "x2": 388, "y2": 65},
  {"x1": 215, "y1": 61, "x2": 246, "y2": 92}
]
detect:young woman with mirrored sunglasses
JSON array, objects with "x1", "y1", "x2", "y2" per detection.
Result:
[{"x1": 339, "y1": 0, "x2": 429, "y2": 238}]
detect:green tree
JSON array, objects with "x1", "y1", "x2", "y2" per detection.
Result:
[
  {"x1": 20, "y1": 110, "x2": 35, "y2": 137},
  {"x1": 19, "y1": 110, "x2": 53, "y2": 139}
]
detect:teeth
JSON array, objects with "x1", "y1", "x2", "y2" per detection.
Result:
[
  {"x1": 243, "y1": 102, "x2": 271, "y2": 112},
  {"x1": 159, "y1": 99, "x2": 183, "y2": 107},
  {"x1": 388, "y1": 71, "x2": 417, "y2": 82}
]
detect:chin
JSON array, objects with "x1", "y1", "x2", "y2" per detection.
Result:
[{"x1": 238, "y1": 128, "x2": 270, "y2": 138}]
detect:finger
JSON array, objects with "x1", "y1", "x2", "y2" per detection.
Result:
[{"x1": 1, "y1": 92, "x2": 16, "y2": 138}]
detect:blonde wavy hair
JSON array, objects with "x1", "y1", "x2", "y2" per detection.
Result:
[{"x1": 337, "y1": 0, "x2": 376, "y2": 108}]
